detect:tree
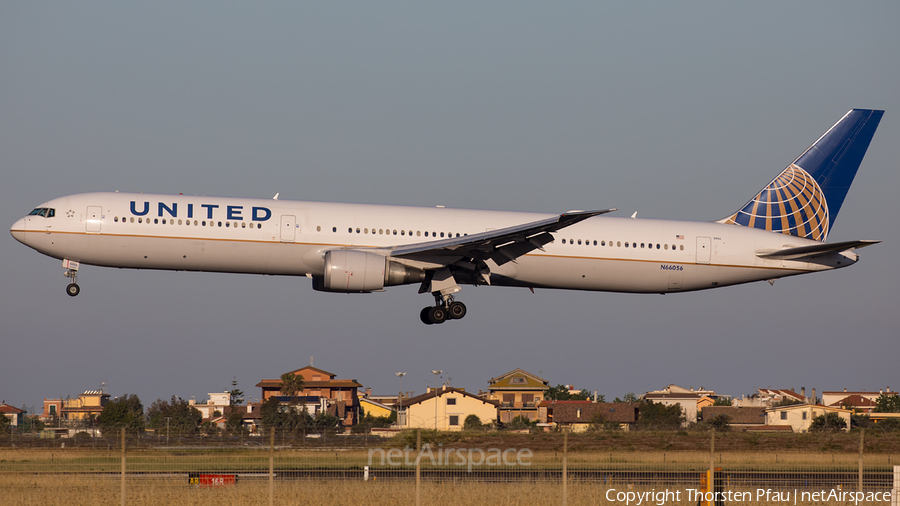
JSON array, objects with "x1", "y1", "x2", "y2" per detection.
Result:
[
  {"x1": 506, "y1": 415, "x2": 537, "y2": 430},
  {"x1": 874, "y1": 394, "x2": 900, "y2": 413},
  {"x1": 587, "y1": 412, "x2": 620, "y2": 432},
  {"x1": 547, "y1": 384, "x2": 592, "y2": 401},
  {"x1": 614, "y1": 393, "x2": 640, "y2": 403},
  {"x1": 638, "y1": 400, "x2": 685, "y2": 430},
  {"x1": 0, "y1": 413, "x2": 11, "y2": 435},
  {"x1": 809, "y1": 412, "x2": 847, "y2": 432},
  {"x1": 229, "y1": 377, "x2": 244, "y2": 406},
  {"x1": 280, "y1": 373, "x2": 305, "y2": 400},
  {"x1": 225, "y1": 409, "x2": 247, "y2": 435},
  {"x1": 147, "y1": 396, "x2": 202, "y2": 436},
  {"x1": 463, "y1": 414, "x2": 484, "y2": 431},
  {"x1": 712, "y1": 397, "x2": 733, "y2": 406},
  {"x1": 772, "y1": 397, "x2": 802, "y2": 407},
  {"x1": 97, "y1": 394, "x2": 144, "y2": 434},
  {"x1": 706, "y1": 414, "x2": 732, "y2": 431}
]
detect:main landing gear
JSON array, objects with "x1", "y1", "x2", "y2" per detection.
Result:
[
  {"x1": 420, "y1": 296, "x2": 467, "y2": 325},
  {"x1": 63, "y1": 259, "x2": 80, "y2": 297}
]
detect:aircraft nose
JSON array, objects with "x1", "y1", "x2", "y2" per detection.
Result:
[{"x1": 10, "y1": 217, "x2": 26, "y2": 244}]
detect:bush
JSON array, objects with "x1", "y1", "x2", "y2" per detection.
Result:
[
  {"x1": 463, "y1": 414, "x2": 484, "y2": 431},
  {"x1": 809, "y1": 412, "x2": 847, "y2": 432}
]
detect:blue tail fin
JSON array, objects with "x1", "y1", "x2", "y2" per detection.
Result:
[{"x1": 719, "y1": 109, "x2": 883, "y2": 241}]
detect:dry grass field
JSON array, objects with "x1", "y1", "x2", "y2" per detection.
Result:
[{"x1": 0, "y1": 475, "x2": 883, "y2": 506}]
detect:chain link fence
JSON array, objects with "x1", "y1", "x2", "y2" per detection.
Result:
[{"x1": 2, "y1": 429, "x2": 897, "y2": 505}]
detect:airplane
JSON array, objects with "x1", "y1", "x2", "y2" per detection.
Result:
[{"x1": 10, "y1": 109, "x2": 884, "y2": 325}]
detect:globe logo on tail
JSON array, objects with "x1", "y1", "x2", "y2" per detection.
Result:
[{"x1": 721, "y1": 164, "x2": 829, "y2": 241}]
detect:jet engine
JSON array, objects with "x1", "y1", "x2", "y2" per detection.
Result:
[{"x1": 313, "y1": 250, "x2": 425, "y2": 293}]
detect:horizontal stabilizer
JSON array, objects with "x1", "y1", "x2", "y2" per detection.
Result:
[{"x1": 757, "y1": 240, "x2": 880, "y2": 260}]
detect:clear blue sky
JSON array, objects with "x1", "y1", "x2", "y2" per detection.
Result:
[{"x1": 2, "y1": 3, "x2": 897, "y2": 412}]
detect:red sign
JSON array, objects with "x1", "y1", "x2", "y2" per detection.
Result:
[{"x1": 188, "y1": 473, "x2": 237, "y2": 487}]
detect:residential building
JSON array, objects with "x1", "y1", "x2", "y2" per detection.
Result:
[
  {"x1": 399, "y1": 386, "x2": 498, "y2": 431},
  {"x1": 538, "y1": 401, "x2": 639, "y2": 431},
  {"x1": 700, "y1": 406, "x2": 767, "y2": 430},
  {"x1": 822, "y1": 388, "x2": 895, "y2": 412},
  {"x1": 827, "y1": 394, "x2": 877, "y2": 413},
  {"x1": 765, "y1": 404, "x2": 851, "y2": 433},
  {"x1": 189, "y1": 392, "x2": 231, "y2": 419},
  {"x1": 222, "y1": 402, "x2": 262, "y2": 434},
  {"x1": 0, "y1": 403, "x2": 24, "y2": 428},
  {"x1": 643, "y1": 385, "x2": 717, "y2": 425},
  {"x1": 484, "y1": 368, "x2": 550, "y2": 423},
  {"x1": 359, "y1": 397, "x2": 394, "y2": 419},
  {"x1": 41, "y1": 398, "x2": 63, "y2": 424},
  {"x1": 255, "y1": 366, "x2": 361, "y2": 427},
  {"x1": 61, "y1": 390, "x2": 110, "y2": 425}
]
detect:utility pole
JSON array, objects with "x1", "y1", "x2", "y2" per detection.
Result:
[
  {"x1": 431, "y1": 370, "x2": 442, "y2": 430},
  {"x1": 396, "y1": 372, "x2": 406, "y2": 427},
  {"x1": 165, "y1": 417, "x2": 171, "y2": 446}
]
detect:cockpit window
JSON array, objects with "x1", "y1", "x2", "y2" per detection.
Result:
[{"x1": 28, "y1": 208, "x2": 55, "y2": 218}]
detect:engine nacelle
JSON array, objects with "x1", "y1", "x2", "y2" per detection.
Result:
[{"x1": 316, "y1": 250, "x2": 424, "y2": 293}]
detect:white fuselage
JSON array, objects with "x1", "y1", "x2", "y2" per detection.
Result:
[{"x1": 11, "y1": 192, "x2": 855, "y2": 294}]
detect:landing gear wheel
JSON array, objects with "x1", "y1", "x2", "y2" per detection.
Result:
[
  {"x1": 66, "y1": 283, "x2": 80, "y2": 297},
  {"x1": 448, "y1": 301, "x2": 467, "y2": 319},
  {"x1": 428, "y1": 306, "x2": 448, "y2": 324},
  {"x1": 420, "y1": 307, "x2": 434, "y2": 325}
]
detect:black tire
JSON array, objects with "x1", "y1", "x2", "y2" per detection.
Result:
[
  {"x1": 66, "y1": 283, "x2": 80, "y2": 297},
  {"x1": 428, "y1": 306, "x2": 448, "y2": 324},
  {"x1": 420, "y1": 307, "x2": 433, "y2": 325},
  {"x1": 448, "y1": 301, "x2": 467, "y2": 319}
]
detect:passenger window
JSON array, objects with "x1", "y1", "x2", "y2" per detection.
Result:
[
  {"x1": 356, "y1": 228, "x2": 361, "y2": 234},
  {"x1": 425, "y1": 231, "x2": 429, "y2": 237},
  {"x1": 379, "y1": 229, "x2": 383, "y2": 235},
  {"x1": 154, "y1": 219, "x2": 159, "y2": 224},
  {"x1": 178, "y1": 219, "x2": 183, "y2": 225},
  {"x1": 617, "y1": 241, "x2": 621, "y2": 247},
  {"x1": 364, "y1": 228, "x2": 368, "y2": 234},
  {"x1": 348, "y1": 227, "x2": 352, "y2": 233},
  {"x1": 440, "y1": 232, "x2": 445, "y2": 238},
  {"x1": 195, "y1": 220, "x2": 199, "y2": 226},
  {"x1": 601, "y1": 241, "x2": 605, "y2": 246},
  {"x1": 664, "y1": 244, "x2": 668, "y2": 250},
  {"x1": 656, "y1": 244, "x2": 660, "y2": 249},
  {"x1": 218, "y1": 221, "x2": 222, "y2": 227},
  {"x1": 641, "y1": 243, "x2": 644, "y2": 248},
  {"x1": 242, "y1": 222, "x2": 247, "y2": 228},
  {"x1": 562, "y1": 239, "x2": 566, "y2": 244},
  {"x1": 410, "y1": 231, "x2": 414, "y2": 236},
  {"x1": 130, "y1": 217, "x2": 135, "y2": 223},
  {"x1": 257, "y1": 224, "x2": 261, "y2": 229},
  {"x1": 625, "y1": 242, "x2": 629, "y2": 248},
  {"x1": 417, "y1": 231, "x2": 421, "y2": 236},
  {"x1": 633, "y1": 243, "x2": 637, "y2": 248},
  {"x1": 401, "y1": 230, "x2": 405, "y2": 235},
  {"x1": 577, "y1": 240, "x2": 582, "y2": 245},
  {"x1": 393, "y1": 230, "x2": 397, "y2": 235},
  {"x1": 226, "y1": 222, "x2": 230, "y2": 227},
  {"x1": 332, "y1": 227, "x2": 337, "y2": 233},
  {"x1": 680, "y1": 245, "x2": 684, "y2": 250},
  {"x1": 593, "y1": 240, "x2": 597, "y2": 246},
  {"x1": 114, "y1": 217, "x2": 119, "y2": 222},
  {"x1": 162, "y1": 219, "x2": 167, "y2": 224},
  {"x1": 317, "y1": 226, "x2": 321, "y2": 232}
]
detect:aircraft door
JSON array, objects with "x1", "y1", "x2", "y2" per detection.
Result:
[
  {"x1": 86, "y1": 206, "x2": 102, "y2": 233},
  {"x1": 280, "y1": 215, "x2": 296, "y2": 242},
  {"x1": 696, "y1": 236, "x2": 711, "y2": 264}
]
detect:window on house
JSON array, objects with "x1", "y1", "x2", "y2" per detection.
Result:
[
  {"x1": 577, "y1": 409, "x2": 581, "y2": 418},
  {"x1": 449, "y1": 415, "x2": 459, "y2": 426},
  {"x1": 802, "y1": 412, "x2": 807, "y2": 420},
  {"x1": 522, "y1": 394, "x2": 534, "y2": 403},
  {"x1": 447, "y1": 398, "x2": 456, "y2": 405},
  {"x1": 510, "y1": 377, "x2": 526, "y2": 384},
  {"x1": 780, "y1": 411, "x2": 788, "y2": 420},
  {"x1": 502, "y1": 394, "x2": 515, "y2": 403}
]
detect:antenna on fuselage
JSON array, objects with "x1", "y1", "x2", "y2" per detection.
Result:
[
  {"x1": 273, "y1": 193, "x2": 279, "y2": 200},
  {"x1": 631, "y1": 211, "x2": 637, "y2": 219}
]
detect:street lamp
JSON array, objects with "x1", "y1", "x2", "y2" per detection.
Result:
[
  {"x1": 431, "y1": 370, "x2": 442, "y2": 430},
  {"x1": 395, "y1": 372, "x2": 406, "y2": 427}
]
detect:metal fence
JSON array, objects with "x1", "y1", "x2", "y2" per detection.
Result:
[{"x1": 2, "y1": 429, "x2": 898, "y2": 505}]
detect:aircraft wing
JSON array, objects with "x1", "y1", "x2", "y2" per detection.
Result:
[
  {"x1": 756, "y1": 240, "x2": 880, "y2": 260},
  {"x1": 388, "y1": 209, "x2": 615, "y2": 266}
]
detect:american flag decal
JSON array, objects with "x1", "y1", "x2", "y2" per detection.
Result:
[{"x1": 675, "y1": 235, "x2": 684, "y2": 240}]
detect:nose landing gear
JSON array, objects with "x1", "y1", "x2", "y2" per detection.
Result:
[{"x1": 63, "y1": 259, "x2": 80, "y2": 297}]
